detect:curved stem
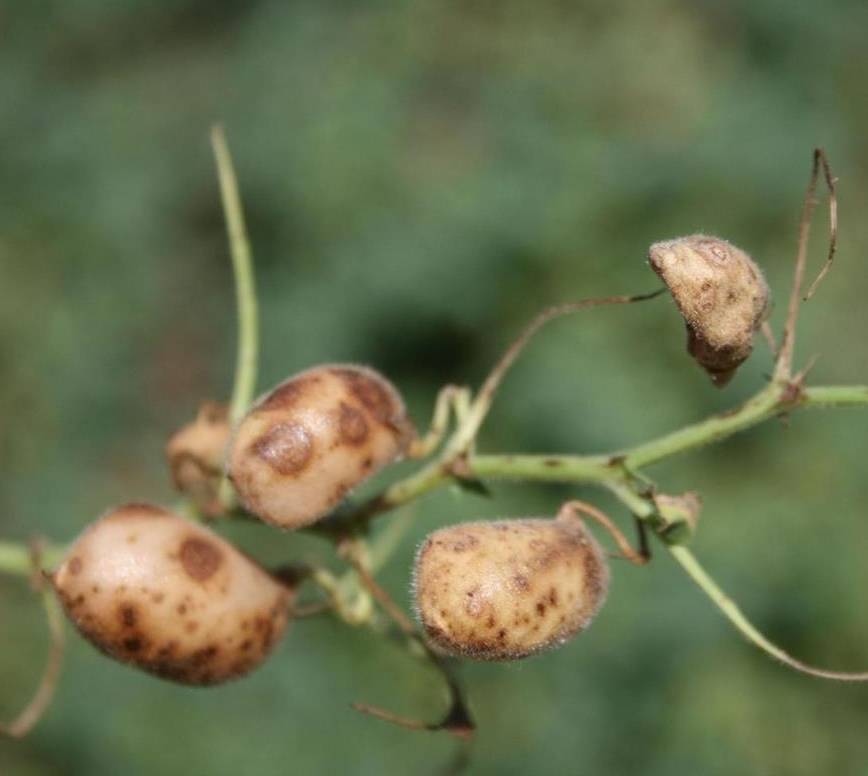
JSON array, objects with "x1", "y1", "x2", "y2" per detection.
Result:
[
  {"x1": 1, "y1": 580, "x2": 65, "y2": 737},
  {"x1": 211, "y1": 125, "x2": 260, "y2": 511},
  {"x1": 211, "y1": 125, "x2": 259, "y2": 426},
  {"x1": 669, "y1": 545, "x2": 868, "y2": 681},
  {"x1": 450, "y1": 290, "x2": 664, "y2": 457}
]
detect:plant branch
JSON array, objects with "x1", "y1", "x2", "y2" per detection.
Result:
[{"x1": 468, "y1": 383, "x2": 868, "y2": 486}]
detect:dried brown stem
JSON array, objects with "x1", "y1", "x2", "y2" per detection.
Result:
[
  {"x1": 775, "y1": 149, "x2": 837, "y2": 380},
  {"x1": 557, "y1": 500, "x2": 650, "y2": 566},
  {"x1": 343, "y1": 545, "x2": 475, "y2": 737},
  {"x1": 463, "y1": 289, "x2": 665, "y2": 450},
  {"x1": 804, "y1": 152, "x2": 838, "y2": 301},
  {"x1": 1, "y1": 586, "x2": 65, "y2": 738}
]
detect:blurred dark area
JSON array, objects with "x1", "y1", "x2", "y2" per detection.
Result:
[{"x1": 2, "y1": 1, "x2": 868, "y2": 774}]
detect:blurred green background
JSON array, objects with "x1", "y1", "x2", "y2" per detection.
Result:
[{"x1": 2, "y1": 1, "x2": 868, "y2": 774}]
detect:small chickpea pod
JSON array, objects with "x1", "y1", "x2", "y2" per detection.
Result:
[
  {"x1": 413, "y1": 502, "x2": 643, "y2": 661},
  {"x1": 227, "y1": 364, "x2": 415, "y2": 529},
  {"x1": 51, "y1": 503, "x2": 293, "y2": 686},
  {"x1": 165, "y1": 401, "x2": 231, "y2": 516},
  {"x1": 649, "y1": 234, "x2": 770, "y2": 386}
]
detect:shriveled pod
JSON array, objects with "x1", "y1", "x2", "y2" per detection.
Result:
[
  {"x1": 51, "y1": 503, "x2": 293, "y2": 686},
  {"x1": 413, "y1": 512, "x2": 610, "y2": 661},
  {"x1": 166, "y1": 401, "x2": 230, "y2": 516},
  {"x1": 649, "y1": 234, "x2": 769, "y2": 386},
  {"x1": 227, "y1": 364, "x2": 415, "y2": 529}
]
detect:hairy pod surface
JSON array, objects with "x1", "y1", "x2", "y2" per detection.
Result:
[
  {"x1": 227, "y1": 364, "x2": 415, "y2": 529},
  {"x1": 52, "y1": 503, "x2": 293, "y2": 686},
  {"x1": 166, "y1": 402, "x2": 230, "y2": 516},
  {"x1": 413, "y1": 515, "x2": 609, "y2": 661},
  {"x1": 649, "y1": 234, "x2": 769, "y2": 386}
]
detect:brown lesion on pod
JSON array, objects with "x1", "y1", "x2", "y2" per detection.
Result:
[
  {"x1": 227, "y1": 363, "x2": 417, "y2": 529},
  {"x1": 413, "y1": 517, "x2": 610, "y2": 661},
  {"x1": 649, "y1": 235, "x2": 770, "y2": 386},
  {"x1": 165, "y1": 402, "x2": 230, "y2": 516},
  {"x1": 250, "y1": 422, "x2": 315, "y2": 475},
  {"x1": 50, "y1": 503, "x2": 294, "y2": 686}
]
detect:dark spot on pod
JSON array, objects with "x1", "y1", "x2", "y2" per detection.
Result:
[
  {"x1": 337, "y1": 402, "x2": 369, "y2": 445},
  {"x1": 191, "y1": 645, "x2": 219, "y2": 666},
  {"x1": 536, "y1": 602, "x2": 546, "y2": 616},
  {"x1": 448, "y1": 533, "x2": 480, "y2": 553},
  {"x1": 331, "y1": 368, "x2": 395, "y2": 424},
  {"x1": 257, "y1": 379, "x2": 308, "y2": 412},
  {"x1": 331, "y1": 481, "x2": 350, "y2": 505},
  {"x1": 251, "y1": 422, "x2": 314, "y2": 475},
  {"x1": 68, "y1": 557, "x2": 83, "y2": 575},
  {"x1": 123, "y1": 637, "x2": 143, "y2": 653},
  {"x1": 119, "y1": 605, "x2": 137, "y2": 627},
  {"x1": 241, "y1": 639, "x2": 253, "y2": 652},
  {"x1": 258, "y1": 619, "x2": 275, "y2": 650},
  {"x1": 548, "y1": 588, "x2": 558, "y2": 606},
  {"x1": 179, "y1": 537, "x2": 223, "y2": 582},
  {"x1": 512, "y1": 574, "x2": 530, "y2": 593},
  {"x1": 112, "y1": 503, "x2": 168, "y2": 519}
]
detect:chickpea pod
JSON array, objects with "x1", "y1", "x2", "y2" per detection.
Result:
[
  {"x1": 227, "y1": 364, "x2": 415, "y2": 529},
  {"x1": 165, "y1": 401, "x2": 231, "y2": 516},
  {"x1": 51, "y1": 503, "x2": 293, "y2": 686},
  {"x1": 413, "y1": 507, "x2": 615, "y2": 661},
  {"x1": 649, "y1": 234, "x2": 769, "y2": 386}
]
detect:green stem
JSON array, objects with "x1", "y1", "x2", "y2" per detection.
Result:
[
  {"x1": 0, "y1": 541, "x2": 66, "y2": 577},
  {"x1": 4, "y1": 384, "x2": 867, "y2": 577},
  {"x1": 211, "y1": 125, "x2": 260, "y2": 510},
  {"x1": 469, "y1": 383, "x2": 868, "y2": 484},
  {"x1": 211, "y1": 125, "x2": 259, "y2": 426},
  {"x1": 669, "y1": 545, "x2": 868, "y2": 681}
]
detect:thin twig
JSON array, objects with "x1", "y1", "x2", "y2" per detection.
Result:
[
  {"x1": 408, "y1": 386, "x2": 472, "y2": 459},
  {"x1": 669, "y1": 546, "x2": 868, "y2": 681},
  {"x1": 760, "y1": 320, "x2": 778, "y2": 355},
  {"x1": 452, "y1": 289, "x2": 666, "y2": 455},
  {"x1": 557, "y1": 500, "x2": 650, "y2": 565},
  {"x1": 1, "y1": 587, "x2": 65, "y2": 738},
  {"x1": 342, "y1": 544, "x2": 475, "y2": 737},
  {"x1": 211, "y1": 124, "x2": 259, "y2": 509},
  {"x1": 804, "y1": 153, "x2": 838, "y2": 301},
  {"x1": 775, "y1": 149, "x2": 836, "y2": 381},
  {"x1": 348, "y1": 551, "x2": 417, "y2": 635}
]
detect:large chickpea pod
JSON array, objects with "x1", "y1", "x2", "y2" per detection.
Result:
[
  {"x1": 52, "y1": 503, "x2": 293, "y2": 686},
  {"x1": 227, "y1": 364, "x2": 415, "y2": 529},
  {"x1": 413, "y1": 513, "x2": 610, "y2": 661}
]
